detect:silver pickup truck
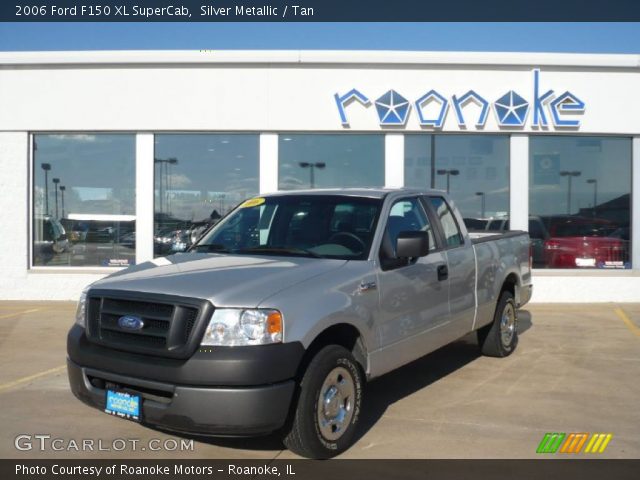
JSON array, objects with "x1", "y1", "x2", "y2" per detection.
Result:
[{"x1": 67, "y1": 188, "x2": 532, "y2": 458}]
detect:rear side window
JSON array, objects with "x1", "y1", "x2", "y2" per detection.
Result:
[
  {"x1": 528, "y1": 219, "x2": 545, "y2": 239},
  {"x1": 486, "y1": 220, "x2": 503, "y2": 231},
  {"x1": 428, "y1": 197, "x2": 464, "y2": 247},
  {"x1": 554, "y1": 222, "x2": 615, "y2": 238}
]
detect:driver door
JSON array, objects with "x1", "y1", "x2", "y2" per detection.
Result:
[{"x1": 372, "y1": 197, "x2": 450, "y2": 376}]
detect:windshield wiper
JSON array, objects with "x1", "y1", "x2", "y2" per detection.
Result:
[
  {"x1": 236, "y1": 246, "x2": 324, "y2": 259},
  {"x1": 191, "y1": 243, "x2": 232, "y2": 253}
]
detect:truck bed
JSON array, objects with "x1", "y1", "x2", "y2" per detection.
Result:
[
  {"x1": 468, "y1": 230, "x2": 532, "y2": 324},
  {"x1": 468, "y1": 230, "x2": 529, "y2": 244}
]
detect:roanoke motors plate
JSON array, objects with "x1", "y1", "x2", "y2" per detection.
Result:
[{"x1": 105, "y1": 390, "x2": 141, "y2": 422}]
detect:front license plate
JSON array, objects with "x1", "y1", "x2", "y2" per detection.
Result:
[
  {"x1": 575, "y1": 257, "x2": 596, "y2": 267},
  {"x1": 105, "y1": 390, "x2": 141, "y2": 422}
]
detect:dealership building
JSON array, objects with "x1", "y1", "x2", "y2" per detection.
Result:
[{"x1": 0, "y1": 50, "x2": 638, "y2": 301}]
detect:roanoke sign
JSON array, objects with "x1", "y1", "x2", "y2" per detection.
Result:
[{"x1": 334, "y1": 69, "x2": 585, "y2": 129}]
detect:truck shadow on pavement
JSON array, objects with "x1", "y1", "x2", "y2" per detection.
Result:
[
  {"x1": 354, "y1": 308, "x2": 532, "y2": 444},
  {"x1": 168, "y1": 310, "x2": 533, "y2": 453}
]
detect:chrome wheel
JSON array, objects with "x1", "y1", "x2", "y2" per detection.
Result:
[
  {"x1": 500, "y1": 302, "x2": 516, "y2": 347},
  {"x1": 316, "y1": 366, "x2": 355, "y2": 441}
]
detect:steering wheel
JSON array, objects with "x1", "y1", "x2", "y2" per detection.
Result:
[{"x1": 327, "y1": 232, "x2": 366, "y2": 252}]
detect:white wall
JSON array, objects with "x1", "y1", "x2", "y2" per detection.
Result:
[
  {"x1": 0, "y1": 64, "x2": 639, "y2": 134},
  {"x1": 532, "y1": 275, "x2": 640, "y2": 303}
]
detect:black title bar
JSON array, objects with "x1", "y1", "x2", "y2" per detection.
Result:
[
  {"x1": 3, "y1": 460, "x2": 640, "y2": 480},
  {"x1": 3, "y1": 0, "x2": 640, "y2": 22}
]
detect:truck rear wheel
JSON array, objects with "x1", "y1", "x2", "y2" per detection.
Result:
[
  {"x1": 478, "y1": 291, "x2": 518, "y2": 357},
  {"x1": 283, "y1": 345, "x2": 363, "y2": 459}
]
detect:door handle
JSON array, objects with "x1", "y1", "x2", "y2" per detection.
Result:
[{"x1": 437, "y1": 264, "x2": 449, "y2": 281}]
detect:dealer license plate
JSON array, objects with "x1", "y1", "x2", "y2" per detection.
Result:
[
  {"x1": 575, "y1": 258, "x2": 596, "y2": 267},
  {"x1": 105, "y1": 390, "x2": 141, "y2": 422}
]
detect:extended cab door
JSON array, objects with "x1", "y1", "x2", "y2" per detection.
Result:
[
  {"x1": 424, "y1": 196, "x2": 477, "y2": 338},
  {"x1": 370, "y1": 196, "x2": 450, "y2": 377}
]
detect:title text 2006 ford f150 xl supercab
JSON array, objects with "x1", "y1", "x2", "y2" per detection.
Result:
[{"x1": 68, "y1": 188, "x2": 532, "y2": 458}]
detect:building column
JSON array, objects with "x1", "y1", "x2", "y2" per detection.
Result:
[
  {"x1": 135, "y1": 133, "x2": 155, "y2": 264},
  {"x1": 0, "y1": 132, "x2": 29, "y2": 275},
  {"x1": 385, "y1": 133, "x2": 404, "y2": 188},
  {"x1": 633, "y1": 137, "x2": 640, "y2": 270},
  {"x1": 260, "y1": 133, "x2": 279, "y2": 194},
  {"x1": 509, "y1": 135, "x2": 529, "y2": 231}
]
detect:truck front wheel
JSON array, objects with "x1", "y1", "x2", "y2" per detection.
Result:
[
  {"x1": 478, "y1": 290, "x2": 518, "y2": 357},
  {"x1": 283, "y1": 345, "x2": 363, "y2": 459}
]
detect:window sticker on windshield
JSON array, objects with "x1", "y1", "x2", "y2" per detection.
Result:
[{"x1": 239, "y1": 197, "x2": 265, "y2": 208}]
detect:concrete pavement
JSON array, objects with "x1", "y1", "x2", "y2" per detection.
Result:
[{"x1": 1, "y1": 302, "x2": 638, "y2": 459}]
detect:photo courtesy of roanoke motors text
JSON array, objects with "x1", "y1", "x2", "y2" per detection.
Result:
[{"x1": 0, "y1": 2, "x2": 639, "y2": 479}]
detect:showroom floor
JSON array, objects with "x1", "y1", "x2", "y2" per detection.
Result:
[{"x1": 1, "y1": 301, "x2": 639, "y2": 459}]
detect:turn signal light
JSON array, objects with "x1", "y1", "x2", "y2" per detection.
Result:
[{"x1": 267, "y1": 311, "x2": 283, "y2": 336}]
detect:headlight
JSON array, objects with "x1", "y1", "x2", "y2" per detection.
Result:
[
  {"x1": 201, "y1": 309, "x2": 283, "y2": 346},
  {"x1": 75, "y1": 287, "x2": 90, "y2": 327}
]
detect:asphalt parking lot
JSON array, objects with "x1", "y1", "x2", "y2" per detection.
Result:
[{"x1": 1, "y1": 301, "x2": 639, "y2": 459}]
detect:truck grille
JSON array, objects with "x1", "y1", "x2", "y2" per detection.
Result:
[{"x1": 86, "y1": 290, "x2": 213, "y2": 359}]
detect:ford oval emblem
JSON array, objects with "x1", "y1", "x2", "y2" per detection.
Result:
[{"x1": 118, "y1": 315, "x2": 144, "y2": 331}]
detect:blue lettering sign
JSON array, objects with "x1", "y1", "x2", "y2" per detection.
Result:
[
  {"x1": 375, "y1": 90, "x2": 411, "y2": 125},
  {"x1": 532, "y1": 68, "x2": 554, "y2": 127},
  {"x1": 414, "y1": 90, "x2": 448, "y2": 128},
  {"x1": 334, "y1": 89, "x2": 370, "y2": 126},
  {"x1": 550, "y1": 91, "x2": 586, "y2": 128},
  {"x1": 335, "y1": 70, "x2": 584, "y2": 129},
  {"x1": 452, "y1": 90, "x2": 489, "y2": 128}
]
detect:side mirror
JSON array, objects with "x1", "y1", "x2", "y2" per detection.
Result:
[{"x1": 396, "y1": 231, "x2": 430, "y2": 258}]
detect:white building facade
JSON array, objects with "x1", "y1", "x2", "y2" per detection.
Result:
[{"x1": 0, "y1": 50, "x2": 638, "y2": 301}]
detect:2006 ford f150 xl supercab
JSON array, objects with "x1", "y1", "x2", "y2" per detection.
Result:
[{"x1": 67, "y1": 188, "x2": 532, "y2": 458}]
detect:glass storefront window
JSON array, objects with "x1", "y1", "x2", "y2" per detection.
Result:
[
  {"x1": 32, "y1": 134, "x2": 136, "y2": 267},
  {"x1": 278, "y1": 134, "x2": 384, "y2": 190},
  {"x1": 153, "y1": 134, "x2": 259, "y2": 256},
  {"x1": 404, "y1": 135, "x2": 510, "y2": 230},
  {"x1": 529, "y1": 136, "x2": 632, "y2": 269}
]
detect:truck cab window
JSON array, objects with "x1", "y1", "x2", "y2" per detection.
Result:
[
  {"x1": 379, "y1": 198, "x2": 434, "y2": 270},
  {"x1": 429, "y1": 197, "x2": 464, "y2": 248}
]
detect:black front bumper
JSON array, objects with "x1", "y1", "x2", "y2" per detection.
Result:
[{"x1": 67, "y1": 325, "x2": 304, "y2": 436}]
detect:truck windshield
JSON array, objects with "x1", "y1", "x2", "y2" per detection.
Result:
[{"x1": 192, "y1": 195, "x2": 382, "y2": 260}]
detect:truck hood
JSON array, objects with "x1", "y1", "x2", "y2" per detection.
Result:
[{"x1": 92, "y1": 253, "x2": 347, "y2": 307}]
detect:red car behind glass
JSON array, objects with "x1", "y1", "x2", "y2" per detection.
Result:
[{"x1": 543, "y1": 216, "x2": 629, "y2": 269}]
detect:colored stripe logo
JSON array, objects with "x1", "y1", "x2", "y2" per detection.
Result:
[
  {"x1": 537, "y1": 433, "x2": 612, "y2": 454},
  {"x1": 584, "y1": 433, "x2": 613, "y2": 453},
  {"x1": 559, "y1": 433, "x2": 589, "y2": 453},
  {"x1": 537, "y1": 433, "x2": 565, "y2": 453}
]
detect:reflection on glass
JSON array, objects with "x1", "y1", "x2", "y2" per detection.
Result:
[
  {"x1": 429, "y1": 196, "x2": 463, "y2": 247},
  {"x1": 529, "y1": 136, "x2": 632, "y2": 269},
  {"x1": 153, "y1": 134, "x2": 259, "y2": 257},
  {"x1": 405, "y1": 135, "x2": 510, "y2": 229},
  {"x1": 32, "y1": 134, "x2": 136, "y2": 267},
  {"x1": 195, "y1": 195, "x2": 382, "y2": 260},
  {"x1": 278, "y1": 134, "x2": 384, "y2": 190}
]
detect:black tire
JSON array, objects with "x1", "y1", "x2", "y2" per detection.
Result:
[
  {"x1": 477, "y1": 290, "x2": 518, "y2": 357},
  {"x1": 283, "y1": 345, "x2": 364, "y2": 459}
]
